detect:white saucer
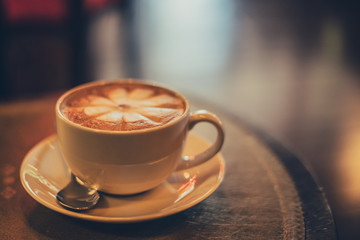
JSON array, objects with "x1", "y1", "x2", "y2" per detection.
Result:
[{"x1": 20, "y1": 133, "x2": 225, "y2": 223}]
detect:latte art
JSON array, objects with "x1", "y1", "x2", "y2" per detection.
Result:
[{"x1": 61, "y1": 83, "x2": 185, "y2": 131}]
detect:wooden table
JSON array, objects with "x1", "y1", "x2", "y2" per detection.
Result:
[{"x1": 0, "y1": 93, "x2": 335, "y2": 239}]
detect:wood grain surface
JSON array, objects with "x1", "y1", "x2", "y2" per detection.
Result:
[{"x1": 0, "y1": 93, "x2": 335, "y2": 239}]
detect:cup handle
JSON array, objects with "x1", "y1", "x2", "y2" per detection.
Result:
[{"x1": 176, "y1": 110, "x2": 225, "y2": 171}]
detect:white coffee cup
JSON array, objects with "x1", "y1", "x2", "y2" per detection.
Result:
[{"x1": 55, "y1": 80, "x2": 224, "y2": 195}]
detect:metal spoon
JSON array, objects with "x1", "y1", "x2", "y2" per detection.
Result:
[{"x1": 56, "y1": 174, "x2": 100, "y2": 211}]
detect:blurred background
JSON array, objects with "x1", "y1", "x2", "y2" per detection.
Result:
[{"x1": 1, "y1": 0, "x2": 360, "y2": 238}]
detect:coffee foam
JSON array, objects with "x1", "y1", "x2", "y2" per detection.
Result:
[{"x1": 61, "y1": 83, "x2": 185, "y2": 131}]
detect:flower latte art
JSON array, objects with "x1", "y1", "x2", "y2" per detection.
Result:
[{"x1": 61, "y1": 83, "x2": 185, "y2": 131}]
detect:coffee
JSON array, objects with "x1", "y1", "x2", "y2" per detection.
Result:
[
  {"x1": 60, "y1": 82, "x2": 186, "y2": 131},
  {"x1": 56, "y1": 79, "x2": 224, "y2": 194}
]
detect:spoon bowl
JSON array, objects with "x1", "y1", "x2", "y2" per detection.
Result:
[{"x1": 56, "y1": 174, "x2": 100, "y2": 211}]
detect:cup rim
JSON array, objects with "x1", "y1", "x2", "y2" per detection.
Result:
[{"x1": 55, "y1": 79, "x2": 190, "y2": 135}]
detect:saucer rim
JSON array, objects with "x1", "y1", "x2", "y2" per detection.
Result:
[{"x1": 20, "y1": 134, "x2": 225, "y2": 223}]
